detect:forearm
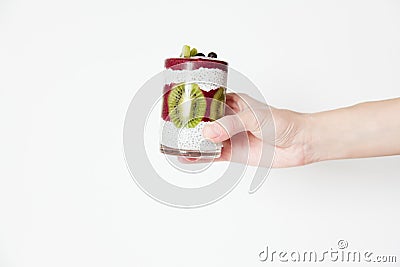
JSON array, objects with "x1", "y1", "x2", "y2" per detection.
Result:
[{"x1": 305, "y1": 98, "x2": 400, "y2": 163}]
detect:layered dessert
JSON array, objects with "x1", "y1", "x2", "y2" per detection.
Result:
[{"x1": 160, "y1": 45, "x2": 228, "y2": 158}]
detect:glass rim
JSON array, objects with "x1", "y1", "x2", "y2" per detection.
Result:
[{"x1": 165, "y1": 57, "x2": 228, "y2": 67}]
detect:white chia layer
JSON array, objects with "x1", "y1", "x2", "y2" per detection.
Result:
[
  {"x1": 160, "y1": 120, "x2": 222, "y2": 151},
  {"x1": 164, "y1": 67, "x2": 227, "y2": 91}
]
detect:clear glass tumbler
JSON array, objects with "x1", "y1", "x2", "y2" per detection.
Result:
[{"x1": 160, "y1": 57, "x2": 228, "y2": 158}]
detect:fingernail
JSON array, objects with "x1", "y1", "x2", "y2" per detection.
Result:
[{"x1": 203, "y1": 124, "x2": 221, "y2": 139}]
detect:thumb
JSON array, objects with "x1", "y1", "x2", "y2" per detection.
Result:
[{"x1": 202, "y1": 110, "x2": 258, "y2": 143}]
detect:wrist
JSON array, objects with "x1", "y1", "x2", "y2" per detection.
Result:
[
  {"x1": 302, "y1": 107, "x2": 354, "y2": 164},
  {"x1": 300, "y1": 113, "x2": 321, "y2": 165}
]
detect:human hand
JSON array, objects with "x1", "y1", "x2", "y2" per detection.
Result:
[{"x1": 181, "y1": 93, "x2": 311, "y2": 168}]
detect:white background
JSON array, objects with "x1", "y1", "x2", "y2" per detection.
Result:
[{"x1": 1, "y1": 0, "x2": 399, "y2": 266}]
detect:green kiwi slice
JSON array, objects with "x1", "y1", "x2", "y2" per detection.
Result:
[
  {"x1": 180, "y1": 45, "x2": 191, "y2": 58},
  {"x1": 168, "y1": 83, "x2": 206, "y2": 128},
  {"x1": 209, "y1": 87, "x2": 226, "y2": 121},
  {"x1": 190, "y1": 47, "x2": 198, "y2": 57}
]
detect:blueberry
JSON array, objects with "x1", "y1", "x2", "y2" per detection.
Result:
[
  {"x1": 208, "y1": 52, "x2": 217, "y2": 58},
  {"x1": 194, "y1": 53, "x2": 205, "y2": 57}
]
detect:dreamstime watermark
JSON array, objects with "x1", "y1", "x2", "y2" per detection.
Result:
[
  {"x1": 123, "y1": 63, "x2": 275, "y2": 208},
  {"x1": 259, "y1": 240, "x2": 397, "y2": 263}
]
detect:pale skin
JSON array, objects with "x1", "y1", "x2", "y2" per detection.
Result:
[{"x1": 181, "y1": 94, "x2": 400, "y2": 168}]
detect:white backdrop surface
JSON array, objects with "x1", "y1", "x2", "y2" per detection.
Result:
[{"x1": 0, "y1": 0, "x2": 399, "y2": 266}]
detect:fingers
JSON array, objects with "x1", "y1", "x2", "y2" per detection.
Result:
[
  {"x1": 203, "y1": 109, "x2": 259, "y2": 143},
  {"x1": 225, "y1": 93, "x2": 266, "y2": 113},
  {"x1": 178, "y1": 157, "x2": 219, "y2": 164},
  {"x1": 225, "y1": 93, "x2": 250, "y2": 113},
  {"x1": 180, "y1": 93, "x2": 268, "y2": 164},
  {"x1": 178, "y1": 155, "x2": 224, "y2": 164}
]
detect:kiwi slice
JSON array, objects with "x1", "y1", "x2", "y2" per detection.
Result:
[
  {"x1": 190, "y1": 47, "x2": 198, "y2": 57},
  {"x1": 180, "y1": 45, "x2": 191, "y2": 58},
  {"x1": 209, "y1": 87, "x2": 225, "y2": 121},
  {"x1": 168, "y1": 83, "x2": 206, "y2": 128}
]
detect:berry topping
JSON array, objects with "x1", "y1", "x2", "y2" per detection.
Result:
[
  {"x1": 194, "y1": 53, "x2": 205, "y2": 57},
  {"x1": 208, "y1": 52, "x2": 217, "y2": 58}
]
